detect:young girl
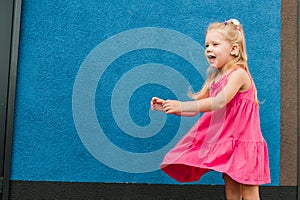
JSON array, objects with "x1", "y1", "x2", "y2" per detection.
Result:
[{"x1": 151, "y1": 19, "x2": 270, "y2": 200}]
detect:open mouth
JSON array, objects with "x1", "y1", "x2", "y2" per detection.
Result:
[
  {"x1": 207, "y1": 55, "x2": 216, "y2": 59},
  {"x1": 207, "y1": 55, "x2": 217, "y2": 67}
]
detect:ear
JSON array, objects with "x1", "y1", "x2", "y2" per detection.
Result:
[{"x1": 230, "y1": 44, "x2": 240, "y2": 56}]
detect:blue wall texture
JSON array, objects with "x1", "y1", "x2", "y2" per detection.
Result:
[{"x1": 12, "y1": 0, "x2": 281, "y2": 185}]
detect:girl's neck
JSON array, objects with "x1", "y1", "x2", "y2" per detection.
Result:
[
  {"x1": 218, "y1": 65, "x2": 231, "y2": 76},
  {"x1": 214, "y1": 64, "x2": 238, "y2": 82}
]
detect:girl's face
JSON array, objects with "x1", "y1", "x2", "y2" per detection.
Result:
[{"x1": 205, "y1": 31, "x2": 233, "y2": 71}]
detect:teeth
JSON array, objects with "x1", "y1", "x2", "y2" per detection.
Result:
[{"x1": 208, "y1": 55, "x2": 215, "y2": 59}]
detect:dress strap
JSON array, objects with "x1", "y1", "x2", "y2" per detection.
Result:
[
  {"x1": 226, "y1": 67, "x2": 258, "y2": 102},
  {"x1": 225, "y1": 67, "x2": 252, "y2": 88},
  {"x1": 225, "y1": 68, "x2": 238, "y2": 78},
  {"x1": 226, "y1": 67, "x2": 252, "y2": 81}
]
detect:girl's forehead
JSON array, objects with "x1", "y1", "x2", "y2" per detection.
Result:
[{"x1": 205, "y1": 30, "x2": 226, "y2": 41}]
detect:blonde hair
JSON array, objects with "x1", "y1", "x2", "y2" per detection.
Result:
[{"x1": 190, "y1": 19, "x2": 258, "y2": 103}]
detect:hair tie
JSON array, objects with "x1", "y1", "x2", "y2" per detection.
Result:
[{"x1": 224, "y1": 18, "x2": 241, "y2": 30}]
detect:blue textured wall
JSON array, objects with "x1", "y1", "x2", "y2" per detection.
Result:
[{"x1": 12, "y1": 0, "x2": 281, "y2": 185}]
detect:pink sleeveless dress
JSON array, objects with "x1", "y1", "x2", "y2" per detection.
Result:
[{"x1": 160, "y1": 70, "x2": 271, "y2": 185}]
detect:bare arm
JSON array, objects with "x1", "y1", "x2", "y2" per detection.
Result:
[
  {"x1": 175, "y1": 89, "x2": 209, "y2": 116},
  {"x1": 163, "y1": 69, "x2": 250, "y2": 114},
  {"x1": 173, "y1": 111, "x2": 199, "y2": 117},
  {"x1": 151, "y1": 97, "x2": 198, "y2": 116}
]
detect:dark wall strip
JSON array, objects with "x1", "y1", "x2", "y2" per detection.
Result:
[
  {"x1": 9, "y1": 181, "x2": 297, "y2": 200},
  {"x1": 0, "y1": 1, "x2": 14, "y2": 195},
  {"x1": 298, "y1": 0, "x2": 300, "y2": 196},
  {"x1": 0, "y1": 0, "x2": 22, "y2": 200},
  {"x1": 280, "y1": 0, "x2": 298, "y2": 186}
]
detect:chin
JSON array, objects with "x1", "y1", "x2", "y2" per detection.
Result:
[{"x1": 210, "y1": 65, "x2": 218, "y2": 68}]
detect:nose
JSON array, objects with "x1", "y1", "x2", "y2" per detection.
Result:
[
  {"x1": 206, "y1": 44, "x2": 212, "y2": 53},
  {"x1": 206, "y1": 47, "x2": 212, "y2": 54}
]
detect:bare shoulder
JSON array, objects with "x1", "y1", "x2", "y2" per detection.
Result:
[
  {"x1": 229, "y1": 68, "x2": 251, "y2": 90},
  {"x1": 229, "y1": 68, "x2": 250, "y2": 80},
  {"x1": 232, "y1": 67, "x2": 248, "y2": 76}
]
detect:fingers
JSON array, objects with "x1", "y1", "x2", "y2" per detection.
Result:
[
  {"x1": 151, "y1": 97, "x2": 165, "y2": 111},
  {"x1": 152, "y1": 97, "x2": 164, "y2": 104},
  {"x1": 150, "y1": 98, "x2": 181, "y2": 114},
  {"x1": 163, "y1": 102, "x2": 173, "y2": 114},
  {"x1": 162, "y1": 100, "x2": 180, "y2": 114}
]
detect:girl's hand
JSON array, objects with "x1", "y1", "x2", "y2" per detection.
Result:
[
  {"x1": 162, "y1": 100, "x2": 182, "y2": 114},
  {"x1": 151, "y1": 97, "x2": 165, "y2": 112}
]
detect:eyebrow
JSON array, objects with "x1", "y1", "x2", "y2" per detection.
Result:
[{"x1": 205, "y1": 40, "x2": 219, "y2": 44}]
